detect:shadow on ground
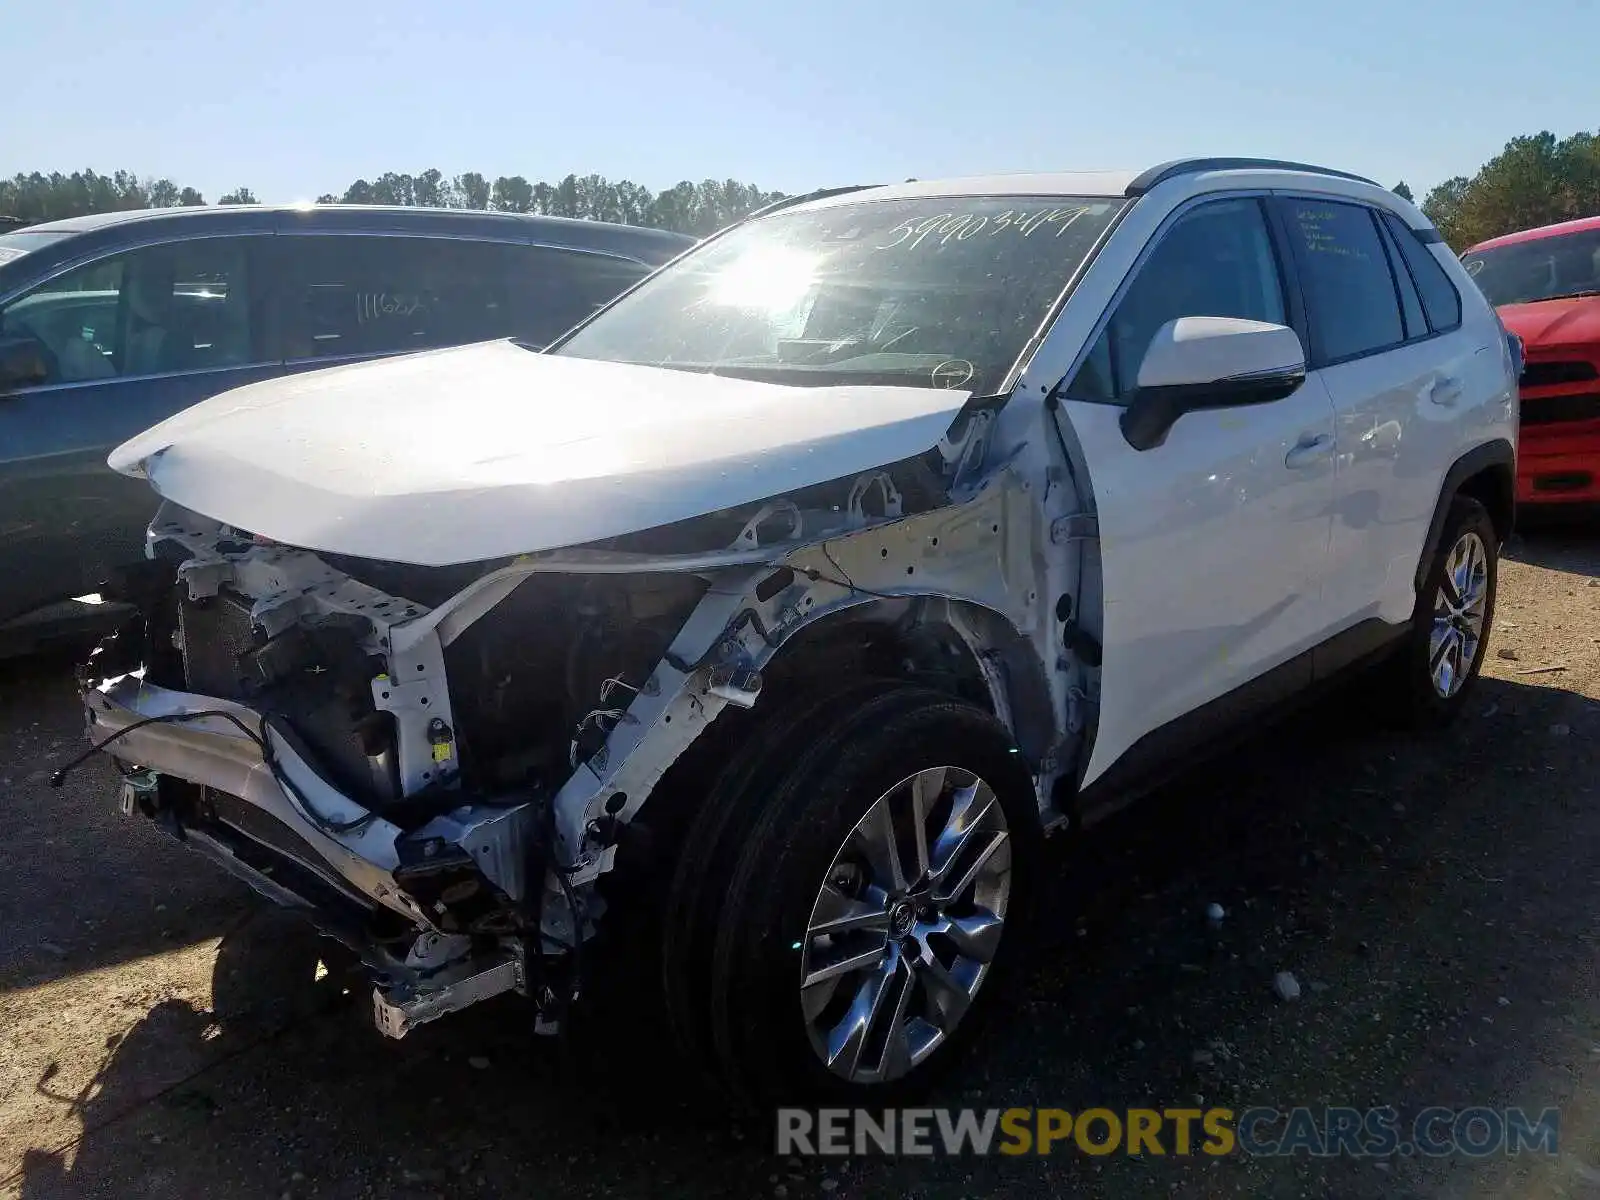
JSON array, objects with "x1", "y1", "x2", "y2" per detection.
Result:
[
  {"x1": 0, "y1": 650, "x2": 251, "y2": 993},
  {"x1": 6, "y1": 527, "x2": 1597, "y2": 1198},
  {"x1": 12, "y1": 662, "x2": 1598, "y2": 1199}
]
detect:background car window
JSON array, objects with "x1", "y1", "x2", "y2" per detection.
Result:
[
  {"x1": 283, "y1": 236, "x2": 517, "y2": 360},
  {"x1": 0, "y1": 239, "x2": 252, "y2": 385},
  {"x1": 1382, "y1": 212, "x2": 1462, "y2": 332},
  {"x1": 506, "y1": 247, "x2": 650, "y2": 346},
  {"x1": 1459, "y1": 226, "x2": 1600, "y2": 308},
  {"x1": 1069, "y1": 197, "x2": 1286, "y2": 401},
  {"x1": 1282, "y1": 200, "x2": 1404, "y2": 363}
]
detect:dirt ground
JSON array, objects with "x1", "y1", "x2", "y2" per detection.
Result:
[{"x1": 1, "y1": 528, "x2": 1597, "y2": 1200}]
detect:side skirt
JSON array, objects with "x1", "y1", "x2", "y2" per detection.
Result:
[{"x1": 1074, "y1": 617, "x2": 1409, "y2": 828}]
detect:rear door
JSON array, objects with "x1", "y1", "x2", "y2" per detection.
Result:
[
  {"x1": 0, "y1": 234, "x2": 277, "y2": 620},
  {"x1": 1272, "y1": 196, "x2": 1479, "y2": 633},
  {"x1": 1051, "y1": 195, "x2": 1340, "y2": 788}
]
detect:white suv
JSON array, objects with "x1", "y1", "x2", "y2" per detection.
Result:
[{"x1": 73, "y1": 158, "x2": 1517, "y2": 1104}]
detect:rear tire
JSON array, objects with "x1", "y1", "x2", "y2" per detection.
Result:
[
  {"x1": 662, "y1": 686, "x2": 1039, "y2": 1107},
  {"x1": 1377, "y1": 496, "x2": 1498, "y2": 728}
]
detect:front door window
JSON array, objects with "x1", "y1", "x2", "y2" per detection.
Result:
[{"x1": 0, "y1": 239, "x2": 253, "y2": 386}]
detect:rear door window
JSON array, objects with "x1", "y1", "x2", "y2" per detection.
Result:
[
  {"x1": 281, "y1": 236, "x2": 518, "y2": 361},
  {"x1": 505, "y1": 246, "x2": 650, "y2": 346},
  {"x1": 1277, "y1": 199, "x2": 1405, "y2": 364}
]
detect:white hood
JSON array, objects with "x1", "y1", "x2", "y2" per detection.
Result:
[{"x1": 110, "y1": 341, "x2": 971, "y2": 566}]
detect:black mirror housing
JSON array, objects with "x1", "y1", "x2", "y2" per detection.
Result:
[{"x1": 1119, "y1": 369, "x2": 1306, "y2": 452}]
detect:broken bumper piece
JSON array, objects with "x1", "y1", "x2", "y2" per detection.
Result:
[{"x1": 85, "y1": 673, "x2": 534, "y2": 1036}]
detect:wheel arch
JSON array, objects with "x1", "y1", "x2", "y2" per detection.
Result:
[
  {"x1": 631, "y1": 593, "x2": 1059, "y2": 867},
  {"x1": 753, "y1": 595, "x2": 1058, "y2": 769},
  {"x1": 1414, "y1": 439, "x2": 1516, "y2": 593}
]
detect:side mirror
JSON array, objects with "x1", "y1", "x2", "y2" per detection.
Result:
[
  {"x1": 0, "y1": 335, "x2": 51, "y2": 393},
  {"x1": 1119, "y1": 317, "x2": 1306, "y2": 451}
]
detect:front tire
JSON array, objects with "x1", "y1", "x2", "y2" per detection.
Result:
[{"x1": 664, "y1": 687, "x2": 1039, "y2": 1106}]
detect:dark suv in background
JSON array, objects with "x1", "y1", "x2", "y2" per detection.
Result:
[{"x1": 0, "y1": 205, "x2": 691, "y2": 645}]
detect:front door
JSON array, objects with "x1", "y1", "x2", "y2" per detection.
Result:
[
  {"x1": 0, "y1": 236, "x2": 278, "y2": 621},
  {"x1": 1051, "y1": 195, "x2": 1339, "y2": 789}
]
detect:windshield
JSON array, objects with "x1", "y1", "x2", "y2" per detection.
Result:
[
  {"x1": 1461, "y1": 227, "x2": 1600, "y2": 307},
  {"x1": 552, "y1": 195, "x2": 1125, "y2": 394},
  {"x1": 0, "y1": 229, "x2": 73, "y2": 267}
]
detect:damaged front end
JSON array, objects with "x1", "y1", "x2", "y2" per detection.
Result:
[{"x1": 76, "y1": 432, "x2": 1047, "y2": 1039}]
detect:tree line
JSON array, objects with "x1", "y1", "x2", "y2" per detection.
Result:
[
  {"x1": 0, "y1": 169, "x2": 786, "y2": 238},
  {"x1": 4, "y1": 131, "x2": 1599, "y2": 247},
  {"x1": 1409, "y1": 130, "x2": 1600, "y2": 250}
]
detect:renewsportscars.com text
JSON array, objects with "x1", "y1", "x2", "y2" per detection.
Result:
[{"x1": 777, "y1": 1106, "x2": 1560, "y2": 1158}]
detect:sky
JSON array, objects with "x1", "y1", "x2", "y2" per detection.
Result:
[{"x1": 9, "y1": 0, "x2": 1599, "y2": 206}]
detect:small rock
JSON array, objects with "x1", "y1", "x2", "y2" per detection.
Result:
[
  {"x1": 1588, "y1": 579, "x2": 1600, "y2": 587},
  {"x1": 821, "y1": 1180, "x2": 839, "y2": 1193},
  {"x1": 1191, "y1": 1048, "x2": 1214, "y2": 1065},
  {"x1": 1497, "y1": 996, "x2": 1510, "y2": 1007},
  {"x1": 1132, "y1": 1039, "x2": 1145, "y2": 1051},
  {"x1": 1496, "y1": 647, "x2": 1519, "y2": 661},
  {"x1": 149, "y1": 1134, "x2": 163, "y2": 1145},
  {"x1": 291, "y1": 1172, "x2": 306, "y2": 1182},
  {"x1": 1550, "y1": 724, "x2": 1570, "y2": 737},
  {"x1": 1309, "y1": 981, "x2": 1330, "y2": 995},
  {"x1": 1205, "y1": 902, "x2": 1225, "y2": 926},
  {"x1": 1374, "y1": 1161, "x2": 1391, "y2": 1171},
  {"x1": 1392, "y1": 802, "x2": 1406, "y2": 816},
  {"x1": 1273, "y1": 971, "x2": 1302, "y2": 1002},
  {"x1": 38, "y1": 941, "x2": 66, "y2": 958},
  {"x1": 774, "y1": 1187, "x2": 789, "y2": 1198},
  {"x1": 467, "y1": 1056, "x2": 490, "y2": 1070}
]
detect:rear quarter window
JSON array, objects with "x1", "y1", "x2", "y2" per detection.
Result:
[
  {"x1": 506, "y1": 246, "x2": 649, "y2": 346},
  {"x1": 1381, "y1": 212, "x2": 1462, "y2": 333}
]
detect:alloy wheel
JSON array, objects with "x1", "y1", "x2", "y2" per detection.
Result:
[
  {"x1": 798, "y1": 766, "x2": 1012, "y2": 1085},
  {"x1": 1429, "y1": 529, "x2": 1490, "y2": 698}
]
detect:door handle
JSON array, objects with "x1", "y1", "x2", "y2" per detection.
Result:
[
  {"x1": 1430, "y1": 376, "x2": 1462, "y2": 406},
  {"x1": 1284, "y1": 432, "x2": 1334, "y2": 469}
]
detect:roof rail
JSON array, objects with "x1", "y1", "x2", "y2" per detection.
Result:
[
  {"x1": 1125, "y1": 158, "x2": 1379, "y2": 197},
  {"x1": 743, "y1": 183, "x2": 883, "y2": 222}
]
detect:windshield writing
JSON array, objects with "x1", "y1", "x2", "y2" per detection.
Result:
[{"x1": 552, "y1": 195, "x2": 1123, "y2": 395}]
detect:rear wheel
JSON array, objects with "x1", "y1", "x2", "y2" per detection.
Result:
[
  {"x1": 663, "y1": 686, "x2": 1039, "y2": 1105},
  {"x1": 1378, "y1": 496, "x2": 1498, "y2": 727}
]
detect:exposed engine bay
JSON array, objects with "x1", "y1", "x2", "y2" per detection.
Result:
[{"x1": 73, "y1": 406, "x2": 1091, "y2": 1040}]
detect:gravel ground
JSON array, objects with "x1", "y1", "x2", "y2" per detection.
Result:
[{"x1": 1, "y1": 529, "x2": 1597, "y2": 1199}]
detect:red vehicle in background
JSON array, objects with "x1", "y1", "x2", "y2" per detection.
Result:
[{"x1": 1463, "y1": 215, "x2": 1600, "y2": 507}]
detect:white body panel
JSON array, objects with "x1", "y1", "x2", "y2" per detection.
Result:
[
  {"x1": 1321, "y1": 283, "x2": 1516, "y2": 628},
  {"x1": 1059, "y1": 384, "x2": 1337, "y2": 784},
  {"x1": 1012, "y1": 169, "x2": 1518, "y2": 791},
  {"x1": 107, "y1": 340, "x2": 971, "y2": 566}
]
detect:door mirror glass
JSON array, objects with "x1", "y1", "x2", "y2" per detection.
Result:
[
  {"x1": 1120, "y1": 316, "x2": 1306, "y2": 451},
  {"x1": 0, "y1": 335, "x2": 51, "y2": 391}
]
